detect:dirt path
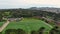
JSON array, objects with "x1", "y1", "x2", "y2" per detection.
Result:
[{"x1": 0, "y1": 21, "x2": 10, "y2": 32}]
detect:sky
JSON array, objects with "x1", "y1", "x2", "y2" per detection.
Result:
[{"x1": 0, "y1": 0, "x2": 60, "y2": 9}]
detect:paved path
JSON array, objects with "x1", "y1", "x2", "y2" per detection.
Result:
[
  {"x1": 42, "y1": 17, "x2": 53, "y2": 28},
  {"x1": 43, "y1": 22, "x2": 53, "y2": 28},
  {"x1": 0, "y1": 21, "x2": 10, "y2": 32}
]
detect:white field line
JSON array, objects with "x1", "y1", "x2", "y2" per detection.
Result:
[
  {"x1": 43, "y1": 22, "x2": 53, "y2": 28},
  {"x1": 0, "y1": 21, "x2": 10, "y2": 32}
]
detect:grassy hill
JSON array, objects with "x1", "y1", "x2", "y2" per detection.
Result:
[{"x1": 2, "y1": 18, "x2": 53, "y2": 34}]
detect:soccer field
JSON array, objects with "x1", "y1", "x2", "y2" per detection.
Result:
[{"x1": 2, "y1": 18, "x2": 53, "y2": 34}]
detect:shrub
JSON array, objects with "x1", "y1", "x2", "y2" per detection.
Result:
[
  {"x1": 38, "y1": 27, "x2": 45, "y2": 34},
  {"x1": 0, "y1": 32, "x2": 2, "y2": 34},
  {"x1": 5, "y1": 29, "x2": 17, "y2": 34},
  {"x1": 49, "y1": 26, "x2": 59, "y2": 34},
  {"x1": 17, "y1": 29, "x2": 26, "y2": 34},
  {"x1": 31, "y1": 30, "x2": 38, "y2": 34}
]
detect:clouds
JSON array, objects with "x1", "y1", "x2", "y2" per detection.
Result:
[
  {"x1": 24, "y1": 0, "x2": 60, "y2": 6},
  {"x1": 0, "y1": 0, "x2": 60, "y2": 9}
]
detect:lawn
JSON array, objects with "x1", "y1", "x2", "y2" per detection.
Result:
[
  {"x1": 2, "y1": 18, "x2": 53, "y2": 34},
  {"x1": 0, "y1": 22, "x2": 4, "y2": 27}
]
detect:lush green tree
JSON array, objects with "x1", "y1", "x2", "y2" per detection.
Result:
[
  {"x1": 5, "y1": 29, "x2": 17, "y2": 34},
  {"x1": 17, "y1": 29, "x2": 26, "y2": 34},
  {"x1": 49, "y1": 26, "x2": 59, "y2": 34},
  {"x1": 38, "y1": 27, "x2": 45, "y2": 34},
  {"x1": 31, "y1": 31, "x2": 38, "y2": 34}
]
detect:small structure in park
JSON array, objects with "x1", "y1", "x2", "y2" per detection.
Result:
[
  {"x1": 42, "y1": 17, "x2": 54, "y2": 23},
  {"x1": 8, "y1": 17, "x2": 23, "y2": 22}
]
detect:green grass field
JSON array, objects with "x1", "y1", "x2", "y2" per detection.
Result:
[
  {"x1": 2, "y1": 18, "x2": 53, "y2": 34},
  {"x1": 0, "y1": 22, "x2": 4, "y2": 27}
]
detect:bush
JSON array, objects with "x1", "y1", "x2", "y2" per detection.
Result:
[
  {"x1": 5, "y1": 29, "x2": 17, "y2": 34},
  {"x1": 5, "y1": 29, "x2": 26, "y2": 34},
  {"x1": 49, "y1": 26, "x2": 59, "y2": 34},
  {"x1": 17, "y1": 29, "x2": 26, "y2": 34},
  {"x1": 31, "y1": 30, "x2": 38, "y2": 34},
  {"x1": 38, "y1": 27, "x2": 45, "y2": 34},
  {"x1": 0, "y1": 32, "x2": 2, "y2": 34}
]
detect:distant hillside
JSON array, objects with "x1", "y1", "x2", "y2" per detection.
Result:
[
  {"x1": 29, "y1": 7, "x2": 60, "y2": 13},
  {"x1": 0, "y1": 7, "x2": 60, "y2": 13}
]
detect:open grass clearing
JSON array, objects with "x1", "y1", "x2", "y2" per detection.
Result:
[{"x1": 2, "y1": 18, "x2": 53, "y2": 34}]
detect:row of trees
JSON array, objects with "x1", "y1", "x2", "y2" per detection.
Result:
[
  {"x1": 5, "y1": 29, "x2": 26, "y2": 34},
  {"x1": 0, "y1": 26, "x2": 59, "y2": 34},
  {"x1": 31, "y1": 26, "x2": 60, "y2": 34}
]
